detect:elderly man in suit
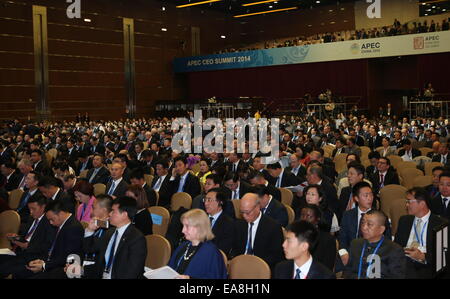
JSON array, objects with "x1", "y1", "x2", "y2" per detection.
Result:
[
  {"x1": 255, "y1": 185, "x2": 288, "y2": 227},
  {"x1": 274, "y1": 220, "x2": 335, "y2": 279},
  {"x1": 105, "y1": 162, "x2": 129, "y2": 199},
  {"x1": 86, "y1": 154, "x2": 110, "y2": 185}
]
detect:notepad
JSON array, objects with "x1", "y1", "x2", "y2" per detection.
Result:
[
  {"x1": 0, "y1": 248, "x2": 16, "y2": 256},
  {"x1": 144, "y1": 266, "x2": 179, "y2": 279}
]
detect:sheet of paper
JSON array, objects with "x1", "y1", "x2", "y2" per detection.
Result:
[
  {"x1": 0, "y1": 248, "x2": 16, "y2": 256},
  {"x1": 144, "y1": 266, "x2": 179, "y2": 279}
]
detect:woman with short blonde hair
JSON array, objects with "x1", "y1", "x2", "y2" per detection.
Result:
[{"x1": 168, "y1": 209, "x2": 227, "y2": 279}]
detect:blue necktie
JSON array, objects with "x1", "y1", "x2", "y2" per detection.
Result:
[
  {"x1": 18, "y1": 192, "x2": 31, "y2": 211},
  {"x1": 47, "y1": 228, "x2": 61, "y2": 261},
  {"x1": 105, "y1": 231, "x2": 118, "y2": 273},
  {"x1": 294, "y1": 268, "x2": 301, "y2": 279},
  {"x1": 89, "y1": 168, "x2": 100, "y2": 183},
  {"x1": 25, "y1": 219, "x2": 40, "y2": 240},
  {"x1": 246, "y1": 222, "x2": 254, "y2": 255},
  {"x1": 108, "y1": 181, "x2": 116, "y2": 196},
  {"x1": 261, "y1": 208, "x2": 266, "y2": 214},
  {"x1": 177, "y1": 176, "x2": 186, "y2": 193}
]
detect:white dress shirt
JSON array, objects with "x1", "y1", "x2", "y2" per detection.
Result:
[
  {"x1": 103, "y1": 222, "x2": 131, "y2": 279},
  {"x1": 406, "y1": 210, "x2": 431, "y2": 253},
  {"x1": 245, "y1": 212, "x2": 262, "y2": 254},
  {"x1": 294, "y1": 255, "x2": 313, "y2": 279}
]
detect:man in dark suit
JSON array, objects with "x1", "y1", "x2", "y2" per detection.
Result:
[
  {"x1": 302, "y1": 165, "x2": 338, "y2": 214},
  {"x1": 42, "y1": 136, "x2": 54, "y2": 152},
  {"x1": 431, "y1": 143, "x2": 450, "y2": 166},
  {"x1": 204, "y1": 188, "x2": 235, "y2": 256},
  {"x1": 26, "y1": 200, "x2": 84, "y2": 279},
  {"x1": 75, "y1": 151, "x2": 93, "y2": 176},
  {"x1": 267, "y1": 162, "x2": 302, "y2": 189},
  {"x1": 17, "y1": 171, "x2": 42, "y2": 225},
  {"x1": 338, "y1": 182, "x2": 391, "y2": 267},
  {"x1": 0, "y1": 194, "x2": 56, "y2": 279},
  {"x1": 255, "y1": 185, "x2": 288, "y2": 227},
  {"x1": 285, "y1": 153, "x2": 307, "y2": 183},
  {"x1": 86, "y1": 154, "x2": 110, "y2": 185},
  {"x1": 430, "y1": 171, "x2": 450, "y2": 220},
  {"x1": 1, "y1": 160, "x2": 23, "y2": 191},
  {"x1": 390, "y1": 131, "x2": 404, "y2": 149},
  {"x1": 223, "y1": 171, "x2": 255, "y2": 200},
  {"x1": 230, "y1": 193, "x2": 284, "y2": 269},
  {"x1": 365, "y1": 151, "x2": 380, "y2": 177},
  {"x1": 83, "y1": 196, "x2": 147, "y2": 279},
  {"x1": 344, "y1": 210, "x2": 406, "y2": 279},
  {"x1": 130, "y1": 168, "x2": 157, "y2": 207},
  {"x1": 0, "y1": 141, "x2": 12, "y2": 165},
  {"x1": 338, "y1": 162, "x2": 365, "y2": 220},
  {"x1": 150, "y1": 159, "x2": 172, "y2": 208},
  {"x1": 331, "y1": 137, "x2": 348, "y2": 158},
  {"x1": 367, "y1": 128, "x2": 382, "y2": 150},
  {"x1": 208, "y1": 152, "x2": 224, "y2": 172},
  {"x1": 169, "y1": 156, "x2": 201, "y2": 199},
  {"x1": 89, "y1": 136, "x2": 105, "y2": 156},
  {"x1": 65, "y1": 139, "x2": 79, "y2": 169},
  {"x1": 252, "y1": 155, "x2": 272, "y2": 182},
  {"x1": 225, "y1": 153, "x2": 245, "y2": 174},
  {"x1": 369, "y1": 157, "x2": 400, "y2": 195},
  {"x1": 274, "y1": 220, "x2": 335, "y2": 279},
  {"x1": 395, "y1": 187, "x2": 448, "y2": 278},
  {"x1": 38, "y1": 176, "x2": 77, "y2": 214},
  {"x1": 105, "y1": 162, "x2": 129, "y2": 199},
  {"x1": 397, "y1": 139, "x2": 421, "y2": 160},
  {"x1": 30, "y1": 149, "x2": 53, "y2": 177},
  {"x1": 247, "y1": 171, "x2": 282, "y2": 202}
]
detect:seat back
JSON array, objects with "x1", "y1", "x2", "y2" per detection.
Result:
[
  {"x1": 279, "y1": 188, "x2": 293, "y2": 207},
  {"x1": 229, "y1": 254, "x2": 271, "y2": 279},
  {"x1": 360, "y1": 146, "x2": 371, "y2": 161},
  {"x1": 412, "y1": 175, "x2": 433, "y2": 188},
  {"x1": 144, "y1": 174, "x2": 154, "y2": 186},
  {"x1": 388, "y1": 155, "x2": 403, "y2": 169},
  {"x1": 79, "y1": 169, "x2": 89, "y2": 179},
  {"x1": 148, "y1": 206, "x2": 170, "y2": 236},
  {"x1": 231, "y1": 199, "x2": 242, "y2": 220},
  {"x1": 334, "y1": 153, "x2": 348, "y2": 174},
  {"x1": 398, "y1": 168, "x2": 424, "y2": 190},
  {"x1": 283, "y1": 203, "x2": 295, "y2": 225},
  {"x1": 419, "y1": 147, "x2": 433, "y2": 157},
  {"x1": 145, "y1": 234, "x2": 172, "y2": 269},
  {"x1": 8, "y1": 189, "x2": 24, "y2": 210},
  {"x1": 0, "y1": 210, "x2": 21, "y2": 249},
  {"x1": 379, "y1": 184, "x2": 407, "y2": 219},
  {"x1": 396, "y1": 161, "x2": 417, "y2": 170},
  {"x1": 93, "y1": 183, "x2": 106, "y2": 196},
  {"x1": 171, "y1": 192, "x2": 192, "y2": 212},
  {"x1": 389, "y1": 199, "x2": 408, "y2": 236},
  {"x1": 424, "y1": 162, "x2": 443, "y2": 176}
]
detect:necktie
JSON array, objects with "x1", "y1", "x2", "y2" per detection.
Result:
[
  {"x1": 415, "y1": 219, "x2": 423, "y2": 245},
  {"x1": 209, "y1": 217, "x2": 214, "y2": 226},
  {"x1": 233, "y1": 164, "x2": 237, "y2": 172},
  {"x1": 294, "y1": 268, "x2": 301, "y2": 279},
  {"x1": 108, "y1": 181, "x2": 116, "y2": 196},
  {"x1": 276, "y1": 176, "x2": 281, "y2": 188},
  {"x1": 48, "y1": 228, "x2": 61, "y2": 261},
  {"x1": 443, "y1": 197, "x2": 448, "y2": 208},
  {"x1": 18, "y1": 192, "x2": 31, "y2": 211},
  {"x1": 89, "y1": 168, "x2": 100, "y2": 183},
  {"x1": 346, "y1": 192, "x2": 354, "y2": 211},
  {"x1": 153, "y1": 177, "x2": 162, "y2": 190},
  {"x1": 261, "y1": 208, "x2": 266, "y2": 214},
  {"x1": 247, "y1": 222, "x2": 254, "y2": 255},
  {"x1": 105, "y1": 231, "x2": 119, "y2": 274},
  {"x1": 25, "y1": 219, "x2": 40, "y2": 240},
  {"x1": 357, "y1": 212, "x2": 366, "y2": 238},
  {"x1": 379, "y1": 174, "x2": 384, "y2": 187},
  {"x1": 177, "y1": 175, "x2": 186, "y2": 193},
  {"x1": 442, "y1": 156, "x2": 447, "y2": 164},
  {"x1": 18, "y1": 176, "x2": 26, "y2": 189},
  {"x1": 233, "y1": 190, "x2": 238, "y2": 200}
]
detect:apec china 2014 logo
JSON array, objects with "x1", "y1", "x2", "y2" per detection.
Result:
[{"x1": 414, "y1": 37, "x2": 424, "y2": 50}]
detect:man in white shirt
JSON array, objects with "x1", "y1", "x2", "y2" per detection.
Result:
[{"x1": 274, "y1": 220, "x2": 335, "y2": 279}]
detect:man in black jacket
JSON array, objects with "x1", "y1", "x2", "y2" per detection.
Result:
[
  {"x1": 1, "y1": 160, "x2": 23, "y2": 191},
  {"x1": 0, "y1": 194, "x2": 56, "y2": 278},
  {"x1": 26, "y1": 200, "x2": 84, "y2": 278},
  {"x1": 255, "y1": 185, "x2": 288, "y2": 227},
  {"x1": 274, "y1": 220, "x2": 335, "y2": 279},
  {"x1": 230, "y1": 193, "x2": 284, "y2": 270},
  {"x1": 105, "y1": 163, "x2": 129, "y2": 199},
  {"x1": 204, "y1": 188, "x2": 235, "y2": 256},
  {"x1": 151, "y1": 159, "x2": 172, "y2": 208},
  {"x1": 83, "y1": 196, "x2": 147, "y2": 279},
  {"x1": 86, "y1": 154, "x2": 110, "y2": 185},
  {"x1": 369, "y1": 157, "x2": 400, "y2": 195},
  {"x1": 430, "y1": 171, "x2": 450, "y2": 220},
  {"x1": 129, "y1": 168, "x2": 157, "y2": 207},
  {"x1": 38, "y1": 176, "x2": 77, "y2": 214},
  {"x1": 267, "y1": 162, "x2": 302, "y2": 188},
  {"x1": 395, "y1": 187, "x2": 448, "y2": 278},
  {"x1": 169, "y1": 156, "x2": 201, "y2": 199}
]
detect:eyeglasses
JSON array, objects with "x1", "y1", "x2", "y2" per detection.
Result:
[{"x1": 405, "y1": 199, "x2": 419, "y2": 204}]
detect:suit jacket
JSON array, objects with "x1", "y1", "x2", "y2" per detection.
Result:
[
  {"x1": 53, "y1": 189, "x2": 77, "y2": 215},
  {"x1": 398, "y1": 148, "x2": 421, "y2": 159},
  {"x1": 105, "y1": 179, "x2": 129, "y2": 198},
  {"x1": 211, "y1": 212, "x2": 235, "y2": 256},
  {"x1": 83, "y1": 224, "x2": 147, "y2": 279},
  {"x1": 230, "y1": 215, "x2": 284, "y2": 269},
  {"x1": 263, "y1": 198, "x2": 288, "y2": 227},
  {"x1": 85, "y1": 166, "x2": 110, "y2": 185},
  {"x1": 45, "y1": 215, "x2": 84, "y2": 272},
  {"x1": 142, "y1": 183, "x2": 157, "y2": 207},
  {"x1": 369, "y1": 169, "x2": 400, "y2": 194},
  {"x1": 237, "y1": 181, "x2": 255, "y2": 199},
  {"x1": 368, "y1": 135, "x2": 382, "y2": 150},
  {"x1": 269, "y1": 170, "x2": 302, "y2": 188},
  {"x1": 4, "y1": 172, "x2": 23, "y2": 192},
  {"x1": 431, "y1": 154, "x2": 450, "y2": 166},
  {"x1": 274, "y1": 259, "x2": 336, "y2": 279},
  {"x1": 76, "y1": 158, "x2": 93, "y2": 176},
  {"x1": 346, "y1": 145, "x2": 362, "y2": 157},
  {"x1": 338, "y1": 186, "x2": 353, "y2": 220},
  {"x1": 17, "y1": 216, "x2": 57, "y2": 262},
  {"x1": 332, "y1": 147, "x2": 347, "y2": 158},
  {"x1": 319, "y1": 178, "x2": 339, "y2": 214},
  {"x1": 338, "y1": 208, "x2": 392, "y2": 251},
  {"x1": 151, "y1": 174, "x2": 172, "y2": 208},
  {"x1": 430, "y1": 195, "x2": 450, "y2": 220},
  {"x1": 344, "y1": 238, "x2": 406, "y2": 279},
  {"x1": 90, "y1": 144, "x2": 105, "y2": 156},
  {"x1": 313, "y1": 231, "x2": 337, "y2": 271},
  {"x1": 377, "y1": 146, "x2": 396, "y2": 158},
  {"x1": 33, "y1": 160, "x2": 53, "y2": 177},
  {"x1": 17, "y1": 189, "x2": 43, "y2": 225},
  {"x1": 285, "y1": 166, "x2": 307, "y2": 183},
  {"x1": 133, "y1": 208, "x2": 153, "y2": 236},
  {"x1": 226, "y1": 160, "x2": 246, "y2": 173},
  {"x1": 209, "y1": 159, "x2": 224, "y2": 172},
  {"x1": 394, "y1": 214, "x2": 448, "y2": 278},
  {"x1": 169, "y1": 172, "x2": 201, "y2": 199}
]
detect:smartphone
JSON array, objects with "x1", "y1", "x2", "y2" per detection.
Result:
[
  {"x1": 7, "y1": 236, "x2": 27, "y2": 243},
  {"x1": 95, "y1": 219, "x2": 109, "y2": 229}
]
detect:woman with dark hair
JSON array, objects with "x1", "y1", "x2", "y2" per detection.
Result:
[
  {"x1": 126, "y1": 184, "x2": 153, "y2": 235},
  {"x1": 378, "y1": 136, "x2": 395, "y2": 157},
  {"x1": 73, "y1": 180, "x2": 95, "y2": 223},
  {"x1": 302, "y1": 184, "x2": 339, "y2": 234}
]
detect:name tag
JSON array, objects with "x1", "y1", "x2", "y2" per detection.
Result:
[
  {"x1": 151, "y1": 214, "x2": 163, "y2": 225},
  {"x1": 83, "y1": 261, "x2": 95, "y2": 267}
]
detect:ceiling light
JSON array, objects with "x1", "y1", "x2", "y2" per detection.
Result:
[
  {"x1": 176, "y1": 0, "x2": 221, "y2": 8},
  {"x1": 242, "y1": 0, "x2": 279, "y2": 7},
  {"x1": 316, "y1": 1, "x2": 320, "y2": 3},
  {"x1": 234, "y1": 6, "x2": 298, "y2": 18},
  {"x1": 162, "y1": 6, "x2": 166, "y2": 11},
  {"x1": 220, "y1": 35, "x2": 226, "y2": 38},
  {"x1": 84, "y1": 18, "x2": 91, "y2": 22},
  {"x1": 161, "y1": 28, "x2": 167, "y2": 31},
  {"x1": 269, "y1": 5, "x2": 273, "y2": 8}
]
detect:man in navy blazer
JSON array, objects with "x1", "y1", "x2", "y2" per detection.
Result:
[
  {"x1": 338, "y1": 182, "x2": 391, "y2": 266},
  {"x1": 255, "y1": 185, "x2": 288, "y2": 227},
  {"x1": 429, "y1": 172, "x2": 450, "y2": 220},
  {"x1": 274, "y1": 220, "x2": 335, "y2": 279},
  {"x1": 26, "y1": 200, "x2": 84, "y2": 279},
  {"x1": 169, "y1": 156, "x2": 201, "y2": 200}
]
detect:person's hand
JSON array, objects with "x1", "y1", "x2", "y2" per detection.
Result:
[
  {"x1": 87, "y1": 218, "x2": 99, "y2": 232},
  {"x1": 172, "y1": 168, "x2": 177, "y2": 177},
  {"x1": 5, "y1": 233, "x2": 18, "y2": 238},
  {"x1": 26, "y1": 260, "x2": 44, "y2": 273},
  {"x1": 404, "y1": 248, "x2": 426, "y2": 262},
  {"x1": 340, "y1": 253, "x2": 350, "y2": 266},
  {"x1": 176, "y1": 275, "x2": 190, "y2": 279},
  {"x1": 13, "y1": 241, "x2": 28, "y2": 249}
]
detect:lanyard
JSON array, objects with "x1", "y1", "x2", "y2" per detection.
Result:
[
  {"x1": 358, "y1": 236, "x2": 384, "y2": 279},
  {"x1": 413, "y1": 219, "x2": 428, "y2": 247}
]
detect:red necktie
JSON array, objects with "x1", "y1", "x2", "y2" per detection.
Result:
[{"x1": 380, "y1": 174, "x2": 384, "y2": 186}]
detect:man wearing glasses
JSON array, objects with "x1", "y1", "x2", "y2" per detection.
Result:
[
  {"x1": 395, "y1": 187, "x2": 448, "y2": 278},
  {"x1": 230, "y1": 193, "x2": 284, "y2": 270},
  {"x1": 369, "y1": 157, "x2": 399, "y2": 195}
]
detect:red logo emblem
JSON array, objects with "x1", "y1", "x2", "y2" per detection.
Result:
[{"x1": 414, "y1": 37, "x2": 424, "y2": 50}]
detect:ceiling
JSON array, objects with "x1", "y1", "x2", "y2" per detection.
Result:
[{"x1": 158, "y1": 0, "x2": 359, "y2": 17}]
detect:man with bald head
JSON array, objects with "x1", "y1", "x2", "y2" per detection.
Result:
[
  {"x1": 105, "y1": 162, "x2": 129, "y2": 198},
  {"x1": 427, "y1": 141, "x2": 441, "y2": 159},
  {"x1": 230, "y1": 193, "x2": 284, "y2": 269}
]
